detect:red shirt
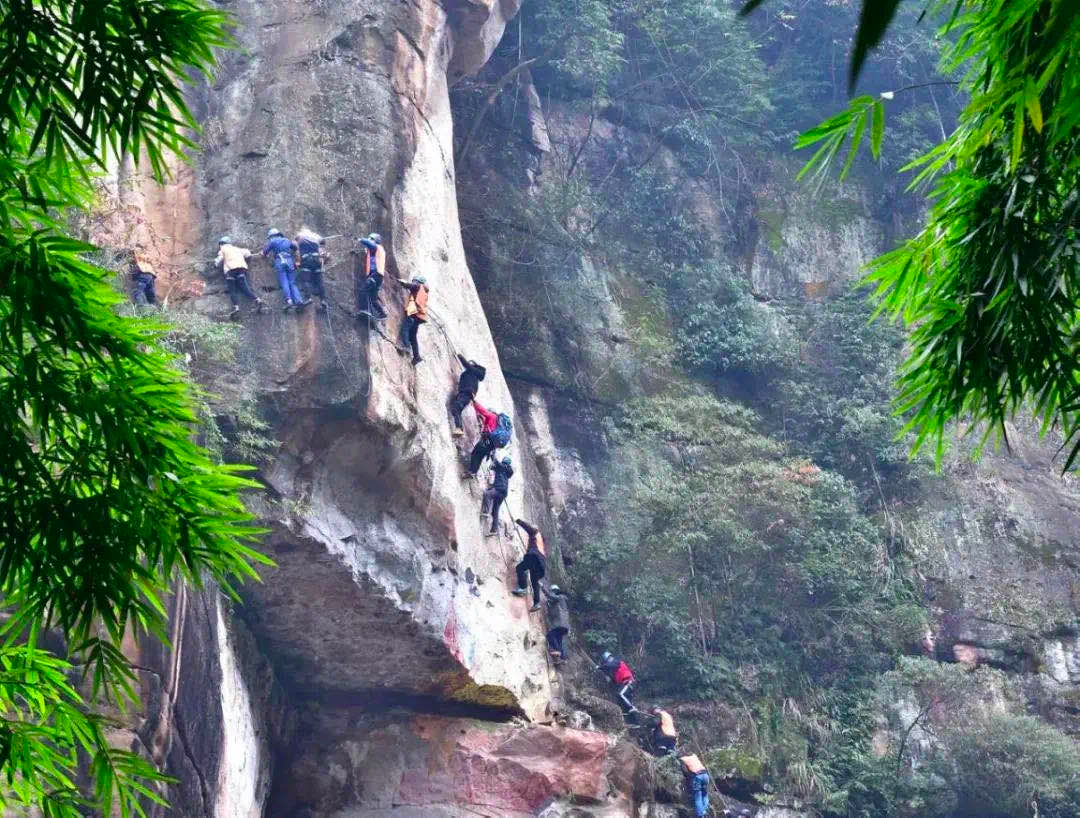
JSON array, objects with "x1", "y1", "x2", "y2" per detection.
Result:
[
  {"x1": 473, "y1": 400, "x2": 498, "y2": 433},
  {"x1": 613, "y1": 661, "x2": 634, "y2": 685}
]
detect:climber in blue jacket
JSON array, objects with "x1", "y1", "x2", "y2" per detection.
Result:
[
  {"x1": 481, "y1": 456, "x2": 513, "y2": 536},
  {"x1": 262, "y1": 228, "x2": 309, "y2": 311}
]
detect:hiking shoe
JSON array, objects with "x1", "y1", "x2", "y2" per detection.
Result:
[
  {"x1": 283, "y1": 300, "x2": 295, "y2": 312},
  {"x1": 485, "y1": 530, "x2": 497, "y2": 538},
  {"x1": 529, "y1": 603, "x2": 542, "y2": 612},
  {"x1": 255, "y1": 298, "x2": 266, "y2": 313},
  {"x1": 412, "y1": 356, "x2": 422, "y2": 365},
  {"x1": 297, "y1": 298, "x2": 312, "y2": 309},
  {"x1": 511, "y1": 588, "x2": 527, "y2": 597},
  {"x1": 452, "y1": 427, "x2": 464, "y2": 437},
  {"x1": 317, "y1": 299, "x2": 328, "y2": 312},
  {"x1": 229, "y1": 305, "x2": 241, "y2": 321}
]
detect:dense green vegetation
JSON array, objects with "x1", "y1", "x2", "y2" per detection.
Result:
[
  {"x1": 0, "y1": 2, "x2": 266, "y2": 814},
  {"x1": 454, "y1": 1, "x2": 1079, "y2": 815}
]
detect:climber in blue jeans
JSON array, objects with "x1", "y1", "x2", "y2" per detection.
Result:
[
  {"x1": 262, "y1": 228, "x2": 309, "y2": 311},
  {"x1": 680, "y1": 754, "x2": 710, "y2": 818}
]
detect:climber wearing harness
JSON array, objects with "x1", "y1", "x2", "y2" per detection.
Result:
[
  {"x1": 295, "y1": 227, "x2": 328, "y2": 312},
  {"x1": 541, "y1": 584, "x2": 570, "y2": 660},
  {"x1": 129, "y1": 252, "x2": 157, "y2": 305},
  {"x1": 597, "y1": 651, "x2": 637, "y2": 713},
  {"x1": 481, "y1": 456, "x2": 513, "y2": 537},
  {"x1": 450, "y1": 355, "x2": 487, "y2": 437},
  {"x1": 215, "y1": 237, "x2": 264, "y2": 319},
  {"x1": 511, "y1": 518, "x2": 546, "y2": 611},
  {"x1": 355, "y1": 232, "x2": 387, "y2": 320},
  {"x1": 262, "y1": 228, "x2": 309, "y2": 311},
  {"x1": 649, "y1": 707, "x2": 678, "y2": 755},
  {"x1": 467, "y1": 400, "x2": 512, "y2": 476},
  {"x1": 679, "y1": 753, "x2": 710, "y2": 818},
  {"x1": 398, "y1": 275, "x2": 428, "y2": 365}
]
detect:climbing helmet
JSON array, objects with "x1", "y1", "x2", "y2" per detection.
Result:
[
  {"x1": 369, "y1": 232, "x2": 382, "y2": 244},
  {"x1": 267, "y1": 228, "x2": 282, "y2": 238},
  {"x1": 219, "y1": 236, "x2": 231, "y2": 245},
  {"x1": 549, "y1": 584, "x2": 561, "y2": 595},
  {"x1": 502, "y1": 456, "x2": 511, "y2": 466}
]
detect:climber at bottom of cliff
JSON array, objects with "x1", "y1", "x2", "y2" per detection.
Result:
[
  {"x1": 598, "y1": 651, "x2": 637, "y2": 714},
  {"x1": 511, "y1": 518, "x2": 546, "y2": 611},
  {"x1": 397, "y1": 275, "x2": 428, "y2": 365},
  {"x1": 680, "y1": 753, "x2": 710, "y2": 818}
]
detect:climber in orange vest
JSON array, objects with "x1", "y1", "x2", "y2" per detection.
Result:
[
  {"x1": 597, "y1": 651, "x2": 637, "y2": 713},
  {"x1": 397, "y1": 275, "x2": 428, "y2": 365},
  {"x1": 649, "y1": 707, "x2": 678, "y2": 755},
  {"x1": 354, "y1": 232, "x2": 387, "y2": 320},
  {"x1": 679, "y1": 753, "x2": 710, "y2": 818},
  {"x1": 511, "y1": 518, "x2": 546, "y2": 611}
]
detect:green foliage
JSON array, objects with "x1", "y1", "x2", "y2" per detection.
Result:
[
  {"x1": 0, "y1": 1, "x2": 269, "y2": 815},
  {"x1": 678, "y1": 262, "x2": 798, "y2": 378},
  {"x1": 797, "y1": 96, "x2": 886, "y2": 185}
]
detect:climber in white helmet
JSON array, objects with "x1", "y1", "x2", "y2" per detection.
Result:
[{"x1": 215, "y1": 236, "x2": 264, "y2": 319}]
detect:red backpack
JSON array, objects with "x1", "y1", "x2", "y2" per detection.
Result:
[{"x1": 613, "y1": 661, "x2": 634, "y2": 685}]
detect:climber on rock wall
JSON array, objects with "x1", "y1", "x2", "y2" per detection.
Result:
[
  {"x1": 511, "y1": 518, "x2": 546, "y2": 611},
  {"x1": 649, "y1": 707, "x2": 678, "y2": 755},
  {"x1": 481, "y1": 455, "x2": 513, "y2": 536},
  {"x1": 467, "y1": 399, "x2": 500, "y2": 475},
  {"x1": 450, "y1": 355, "x2": 487, "y2": 437},
  {"x1": 262, "y1": 228, "x2": 308, "y2": 311},
  {"x1": 398, "y1": 275, "x2": 428, "y2": 365},
  {"x1": 679, "y1": 753, "x2": 710, "y2": 818},
  {"x1": 215, "y1": 237, "x2": 264, "y2": 319},
  {"x1": 295, "y1": 227, "x2": 328, "y2": 312},
  {"x1": 354, "y1": 232, "x2": 387, "y2": 320},
  {"x1": 129, "y1": 251, "x2": 157, "y2": 305},
  {"x1": 541, "y1": 583, "x2": 570, "y2": 661},
  {"x1": 598, "y1": 651, "x2": 637, "y2": 713}
]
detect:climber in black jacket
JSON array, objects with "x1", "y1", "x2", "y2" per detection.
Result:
[
  {"x1": 511, "y1": 518, "x2": 546, "y2": 611},
  {"x1": 450, "y1": 354, "x2": 486, "y2": 437},
  {"x1": 542, "y1": 584, "x2": 570, "y2": 660},
  {"x1": 481, "y1": 456, "x2": 513, "y2": 536}
]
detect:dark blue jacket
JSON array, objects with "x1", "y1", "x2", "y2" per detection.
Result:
[
  {"x1": 491, "y1": 461, "x2": 513, "y2": 494},
  {"x1": 262, "y1": 236, "x2": 297, "y2": 266}
]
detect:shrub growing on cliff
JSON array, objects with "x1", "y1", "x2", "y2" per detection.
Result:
[{"x1": 0, "y1": 1, "x2": 268, "y2": 815}]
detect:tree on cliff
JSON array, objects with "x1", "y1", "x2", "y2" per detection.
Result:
[
  {"x1": 745, "y1": 0, "x2": 1080, "y2": 469},
  {"x1": 0, "y1": 1, "x2": 268, "y2": 814}
]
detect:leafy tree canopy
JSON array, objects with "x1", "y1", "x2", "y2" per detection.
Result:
[{"x1": 0, "y1": 1, "x2": 268, "y2": 814}]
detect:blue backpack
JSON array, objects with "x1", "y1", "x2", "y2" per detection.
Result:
[{"x1": 490, "y1": 413, "x2": 513, "y2": 448}]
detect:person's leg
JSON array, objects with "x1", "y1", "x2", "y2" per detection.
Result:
[
  {"x1": 236, "y1": 273, "x2": 261, "y2": 302},
  {"x1": 552, "y1": 627, "x2": 567, "y2": 655},
  {"x1": 481, "y1": 487, "x2": 494, "y2": 515},
  {"x1": 369, "y1": 274, "x2": 386, "y2": 317},
  {"x1": 469, "y1": 437, "x2": 492, "y2": 474},
  {"x1": 489, "y1": 491, "x2": 505, "y2": 533},
  {"x1": 694, "y1": 772, "x2": 709, "y2": 817},
  {"x1": 617, "y1": 682, "x2": 635, "y2": 712},
  {"x1": 225, "y1": 277, "x2": 242, "y2": 307},
  {"x1": 287, "y1": 267, "x2": 306, "y2": 305},
  {"x1": 529, "y1": 565, "x2": 542, "y2": 607},
  {"x1": 145, "y1": 277, "x2": 157, "y2": 305},
  {"x1": 408, "y1": 317, "x2": 422, "y2": 362},
  {"x1": 450, "y1": 391, "x2": 470, "y2": 430},
  {"x1": 514, "y1": 560, "x2": 528, "y2": 593},
  {"x1": 275, "y1": 262, "x2": 293, "y2": 304}
]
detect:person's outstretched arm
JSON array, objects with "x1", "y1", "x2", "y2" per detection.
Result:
[
  {"x1": 457, "y1": 353, "x2": 469, "y2": 369},
  {"x1": 515, "y1": 518, "x2": 537, "y2": 536},
  {"x1": 359, "y1": 237, "x2": 376, "y2": 250}
]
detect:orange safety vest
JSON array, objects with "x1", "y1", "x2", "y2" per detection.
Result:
[
  {"x1": 656, "y1": 709, "x2": 677, "y2": 738},
  {"x1": 680, "y1": 754, "x2": 705, "y2": 775},
  {"x1": 406, "y1": 283, "x2": 429, "y2": 321},
  {"x1": 362, "y1": 244, "x2": 386, "y2": 275}
]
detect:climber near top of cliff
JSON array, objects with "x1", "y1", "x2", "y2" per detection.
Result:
[
  {"x1": 262, "y1": 228, "x2": 309, "y2": 312},
  {"x1": 215, "y1": 237, "x2": 265, "y2": 320},
  {"x1": 541, "y1": 583, "x2": 570, "y2": 662},
  {"x1": 129, "y1": 251, "x2": 157, "y2": 306},
  {"x1": 481, "y1": 455, "x2": 513, "y2": 537},
  {"x1": 397, "y1": 275, "x2": 429, "y2": 365},
  {"x1": 354, "y1": 232, "x2": 387, "y2": 321},
  {"x1": 295, "y1": 227, "x2": 328, "y2": 312},
  {"x1": 511, "y1": 518, "x2": 546, "y2": 611},
  {"x1": 466, "y1": 400, "x2": 513, "y2": 477},
  {"x1": 648, "y1": 706, "x2": 678, "y2": 755},
  {"x1": 679, "y1": 753, "x2": 710, "y2": 818},
  {"x1": 597, "y1": 651, "x2": 637, "y2": 714},
  {"x1": 450, "y1": 355, "x2": 487, "y2": 437}
]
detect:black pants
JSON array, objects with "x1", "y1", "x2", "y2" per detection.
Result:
[
  {"x1": 300, "y1": 260, "x2": 325, "y2": 299},
  {"x1": 449, "y1": 389, "x2": 474, "y2": 430},
  {"x1": 482, "y1": 488, "x2": 506, "y2": 533},
  {"x1": 225, "y1": 271, "x2": 259, "y2": 306},
  {"x1": 402, "y1": 315, "x2": 422, "y2": 361},
  {"x1": 133, "y1": 273, "x2": 156, "y2": 305},
  {"x1": 547, "y1": 627, "x2": 567, "y2": 655},
  {"x1": 616, "y1": 681, "x2": 635, "y2": 713},
  {"x1": 515, "y1": 552, "x2": 545, "y2": 605},
  {"x1": 654, "y1": 734, "x2": 676, "y2": 755},
  {"x1": 359, "y1": 273, "x2": 386, "y2": 317},
  {"x1": 469, "y1": 434, "x2": 495, "y2": 474}
]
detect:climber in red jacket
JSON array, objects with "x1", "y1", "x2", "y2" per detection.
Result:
[
  {"x1": 598, "y1": 651, "x2": 637, "y2": 714},
  {"x1": 467, "y1": 400, "x2": 499, "y2": 475}
]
